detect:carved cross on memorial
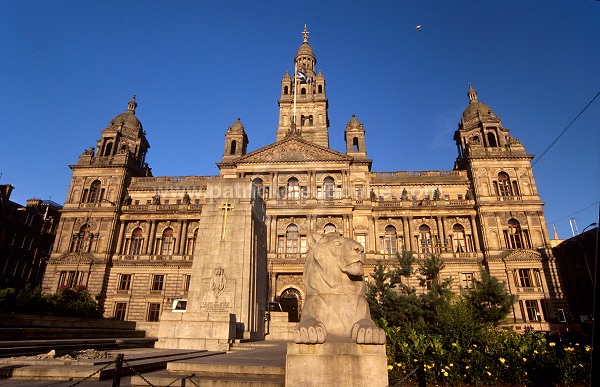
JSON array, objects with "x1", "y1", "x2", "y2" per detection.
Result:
[{"x1": 220, "y1": 199, "x2": 235, "y2": 240}]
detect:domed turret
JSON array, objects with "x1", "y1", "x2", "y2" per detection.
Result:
[
  {"x1": 461, "y1": 84, "x2": 497, "y2": 124},
  {"x1": 109, "y1": 96, "x2": 143, "y2": 131},
  {"x1": 345, "y1": 115, "x2": 367, "y2": 158}
]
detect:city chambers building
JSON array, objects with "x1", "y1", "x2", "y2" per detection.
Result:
[{"x1": 41, "y1": 30, "x2": 565, "y2": 335}]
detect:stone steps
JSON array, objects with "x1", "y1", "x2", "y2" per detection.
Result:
[
  {"x1": 0, "y1": 337, "x2": 157, "y2": 357},
  {"x1": 0, "y1": 348, "x2": 222, "y2": 381},
  {"x1": 131, "y1": 341, "x2": 287, "y2": 387}
]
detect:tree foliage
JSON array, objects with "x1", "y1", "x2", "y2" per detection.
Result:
[{"x1": 464, "y1": 270, "x2": 516, "y2": 325}]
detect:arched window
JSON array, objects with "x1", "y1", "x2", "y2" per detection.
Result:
[
  {"x1": 287, "y1": 178, "x2": 299, "y2": 200},
  {"x1": 318, "y1": 85, "x2": 323, "y2": 93},
  {"x1": 130, "y1": 228, "x2": 143, "y2": 255},
  {"x1": 252, "y1": 178, "x2": 264, "y2": 198},
  {"x1": 323, "y1": 177, "x2": 335, "y2": 199},
  {"x1": 452, "y1": 224, "x2": 467, "y2": 253},
  {"x1": 88, "y1": 180, "x2": 102, "y2": 203},
  {"x1": 161, "y1": 228, "x2": 175, "y2": 256},
  {"x1": 495, "y1": 172, "x2": 513, "y2": 197},
  {"x1": 353, "y1": 137, "x2": 359, "y2": 152},
  {"x1": 487, "y1": 132, "x2": 498, "y2": 147},
  {"x1": 286, "y1": 224, "x2": 299, "y2": 257},
  {"x1": 104, "y1": 142, "x2": 113, "y2": 156},
  {"x1": 301, "y1": 87, "x2": 306, "y2": 95},
  {"x1": 504, "y1": 219, "x2": 530, "y2": 249},
  {"x1": 71, "y1": 224, "x2": 92, "y2": 253},
  {"x1": 284, "y1": 86, "x2": 289, "y2": 94},
  {"x1": 324, "y1": 223, "x2": 336, "y2": 234},
  {"x1": 419, "y1": 225, "x2": 432, "y2": 254},
  {"x1": 384, "y1": 225, "x2": 398, "y2": 255},
  {"x1": 230, "y1": 140, "x2": 237, "y2": 155}
]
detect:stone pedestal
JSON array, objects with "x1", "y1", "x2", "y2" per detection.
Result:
[
  {"x1": 285, "y1": 342, "x2": 388, "y2": 387},
  {"x1": 156, "y1": 179, "x2": 267, "y2": 351}
]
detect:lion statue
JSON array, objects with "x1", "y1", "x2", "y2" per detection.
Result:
[{"x1": 293, "y1": 232, "x2": 386, "y2": 345}]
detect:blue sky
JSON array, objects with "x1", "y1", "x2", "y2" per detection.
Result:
[{"x1": 1, "y1": 1, "x2": 599, "y2": 239}]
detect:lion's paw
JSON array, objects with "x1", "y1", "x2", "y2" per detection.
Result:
[
  {"x1": 351, "y1": 322, "x2": 386, "y2": 345},
  {"x1": 293, "y1": 320, "x2": 326, "y2": 344}
]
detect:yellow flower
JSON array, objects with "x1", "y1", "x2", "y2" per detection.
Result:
[
  {"x1": 443, "y1": 371, "x2": 448, "y2": 377},
  {"x1": 534, "y1": 350, "x2": 538, "y2": 354},
  {"x1": 549, "y1": 342, "x2": 556, "y2": 347},
  {"x1": 449, "y1": 363, "x2": 453, "y2": 367},
  {"x1": 585, "y1": 345, "x2": 591, "y2": 352},
  {"x1": 387, "y1": 365, "x2": 393, "y2": 370},
  {"x1": 396, "y1": 362, "x2": 402, "y2": 367},
  {"x1": 452, "y1": 342, "x2": 458, "y2": 347},
  {"x1": 487, "y1": 371, "x2": 491, "y2": 376},
  {"x1": 523, "y1": 358, "x2": 527, "y2": 362},
  {"x1": 579, "y1": 364, "x2": 584, "y2": 368},
  {"x1": 467, "y1": 349, "x2": 473, "y2": 353},
  {"x1": 565, "y1": 347, "x2": 574, "y2": 352},
  {"x1": 473, "y1": 344, "x2": 478, "y2": 348},
  {"x1": 465, "y1": 366, "x2": 470, "y2": 370},
  {"x1": 499, "y1": 358, "x2": 506, "y2": 364}
]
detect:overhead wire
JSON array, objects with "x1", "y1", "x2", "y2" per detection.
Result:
[{"x1": 532, "y1": 89, "x2": 600, "y2": 166}]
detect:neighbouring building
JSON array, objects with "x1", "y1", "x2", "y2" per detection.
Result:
[
  {"x1": 0, "y1": 184, "x2": 62, "y2": 289},
  {"x1": 42, "y1": 28, "x2": 566, "y2": 335},
  {"x1": 553, "y1": 226, "x2": 598, "y2": 333}
]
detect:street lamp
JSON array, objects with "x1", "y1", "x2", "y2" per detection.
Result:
[{"x1": 536, "y1": 312, "x2": 542, "y2": 331}]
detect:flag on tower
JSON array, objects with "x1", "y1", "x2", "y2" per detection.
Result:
[{"x1": 296, "y1": 70, "x2": 310, "y2": 84}]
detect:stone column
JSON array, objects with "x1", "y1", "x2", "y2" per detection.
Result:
[
  {"x1": 115, "y1": 221, "x2": 126, "y2": 254},
  {"x1": 147, "y1": 220, "x2": 156, "y2": 255},
  {"x1": 176, "y1": 220, "x2": 184, "y2": 254},
  {"x1": 373, "y1": 216, "x2": 379, "y2": 254},
  {"x1": 470, "y1": 216, "x2": 481, "y2": 252},
  {"x1": 179, "y1": 220, "x2": 188, "y2": 255}
]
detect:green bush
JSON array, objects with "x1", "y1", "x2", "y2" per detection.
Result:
[{"x1": 0, "y1": 284, "x2": 101, "y2": 318}]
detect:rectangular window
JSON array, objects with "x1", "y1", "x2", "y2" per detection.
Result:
[
  {"x1": 277, "y1": 236, "x2": 285, "y2": 254},
  {"x1": 134, "y1": 199, "x2": 140, "y2": 205},
  {"x1": 195, "y1": 199, "x2": 200, "y2": 204},
  {"x1": 183, "y1": 274, "x2": 191, "y2": 292},
  {"x1": 151, "y1": 274, "x2": 165, "y2": 291},
  {"x1": 147, "y1": 302, "x2": 161, "y2": 322},
  {"x1": 114, "y1": 302, "x2": 127, "y2": 320},
  {"x1": 118, "y1": 274, "x2": 132, "y2": 291},
  {"x1": 355, "y1": 235, "x2": 366, "y2": 250},
  {"x1": 354, "y1": 185, "x2": 363, "y2": 200},
  {"x1": 515, "y1": 269, "x2": 536, "y2": 288},
  {"x1": 300, "y1": 236, "x2": 307, "y2": 254},
  {"x1": 457, "y1": 194, "x2": 463, "y2": 200},
  {"x1": 461, "y1": 272, "x2": 474, "y2": 289},
  {"x1": 525, "y1": 300, "x2": 540, "y2": 322},
  {"x1": 164, "y1": 200, "x2": 170, "y2": 204}
]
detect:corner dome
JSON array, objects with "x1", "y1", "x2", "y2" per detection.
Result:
[
  {"x1": 346, "y1": 114, "x2": 363, "y2": 129},
  {"x1": 461, "y1": 85, "x2": 496, "y2": 122},
  {"x1": 109, "y1": 96, "x2": 143, "y2": 130},
  {"x1": 229, "y1": 118, "x2": 245, "y2": 133}
]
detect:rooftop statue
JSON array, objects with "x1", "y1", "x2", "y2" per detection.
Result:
[{"x1": 294, "y1": 233, "x2": 386, "y2": 344}]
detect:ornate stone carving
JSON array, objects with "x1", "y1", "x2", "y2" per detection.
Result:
[
  {"x1": 236, "y1": 137, "x2": 351, "y2": 163},
  {"x1": 294, "y1": 233, "x2": 385, "y2": 345},
  {"x1": 211, "y1": 267, "x2": 226, "y2": 297}
]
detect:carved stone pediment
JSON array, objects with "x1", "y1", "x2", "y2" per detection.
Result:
[
  {"x1": 501, "y1": 249, "x2": 542, "y2": 262},
  {"x1": 235, "y1": 137, "x2": 352, "y2": 164},
  {"x1": 54, "y1": 253, "x2": 96, "y2": 264}
]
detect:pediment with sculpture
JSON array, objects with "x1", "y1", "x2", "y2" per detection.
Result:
[
  {"x1": 235, "y1": 137, "x2": 352, "y2": 164},
  {"x1": 500, "y1": 249, "x2": 543, "y2": 262},
  {"x1": 53, "y1": 253, "x2": 97, "y2": 265}
]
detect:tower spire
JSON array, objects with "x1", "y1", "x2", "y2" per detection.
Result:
[{"x1": 302, "y1": 24, "x2": 309, "y2": 44}]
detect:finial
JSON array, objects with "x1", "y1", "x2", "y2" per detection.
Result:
[
  {"x1": 467, "y1": 84, "x2": 478, "y2": 103},
  {"x1": 302, "y1": 24, "x2": 310, "y2": 44},
  {"x1": 127, "y1": 94, "x2": 137, "y2": 113}
]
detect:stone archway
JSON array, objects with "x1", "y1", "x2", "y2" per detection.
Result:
[{"x1": 280, "y1": 288, "x2": 302, "y2": 322}]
